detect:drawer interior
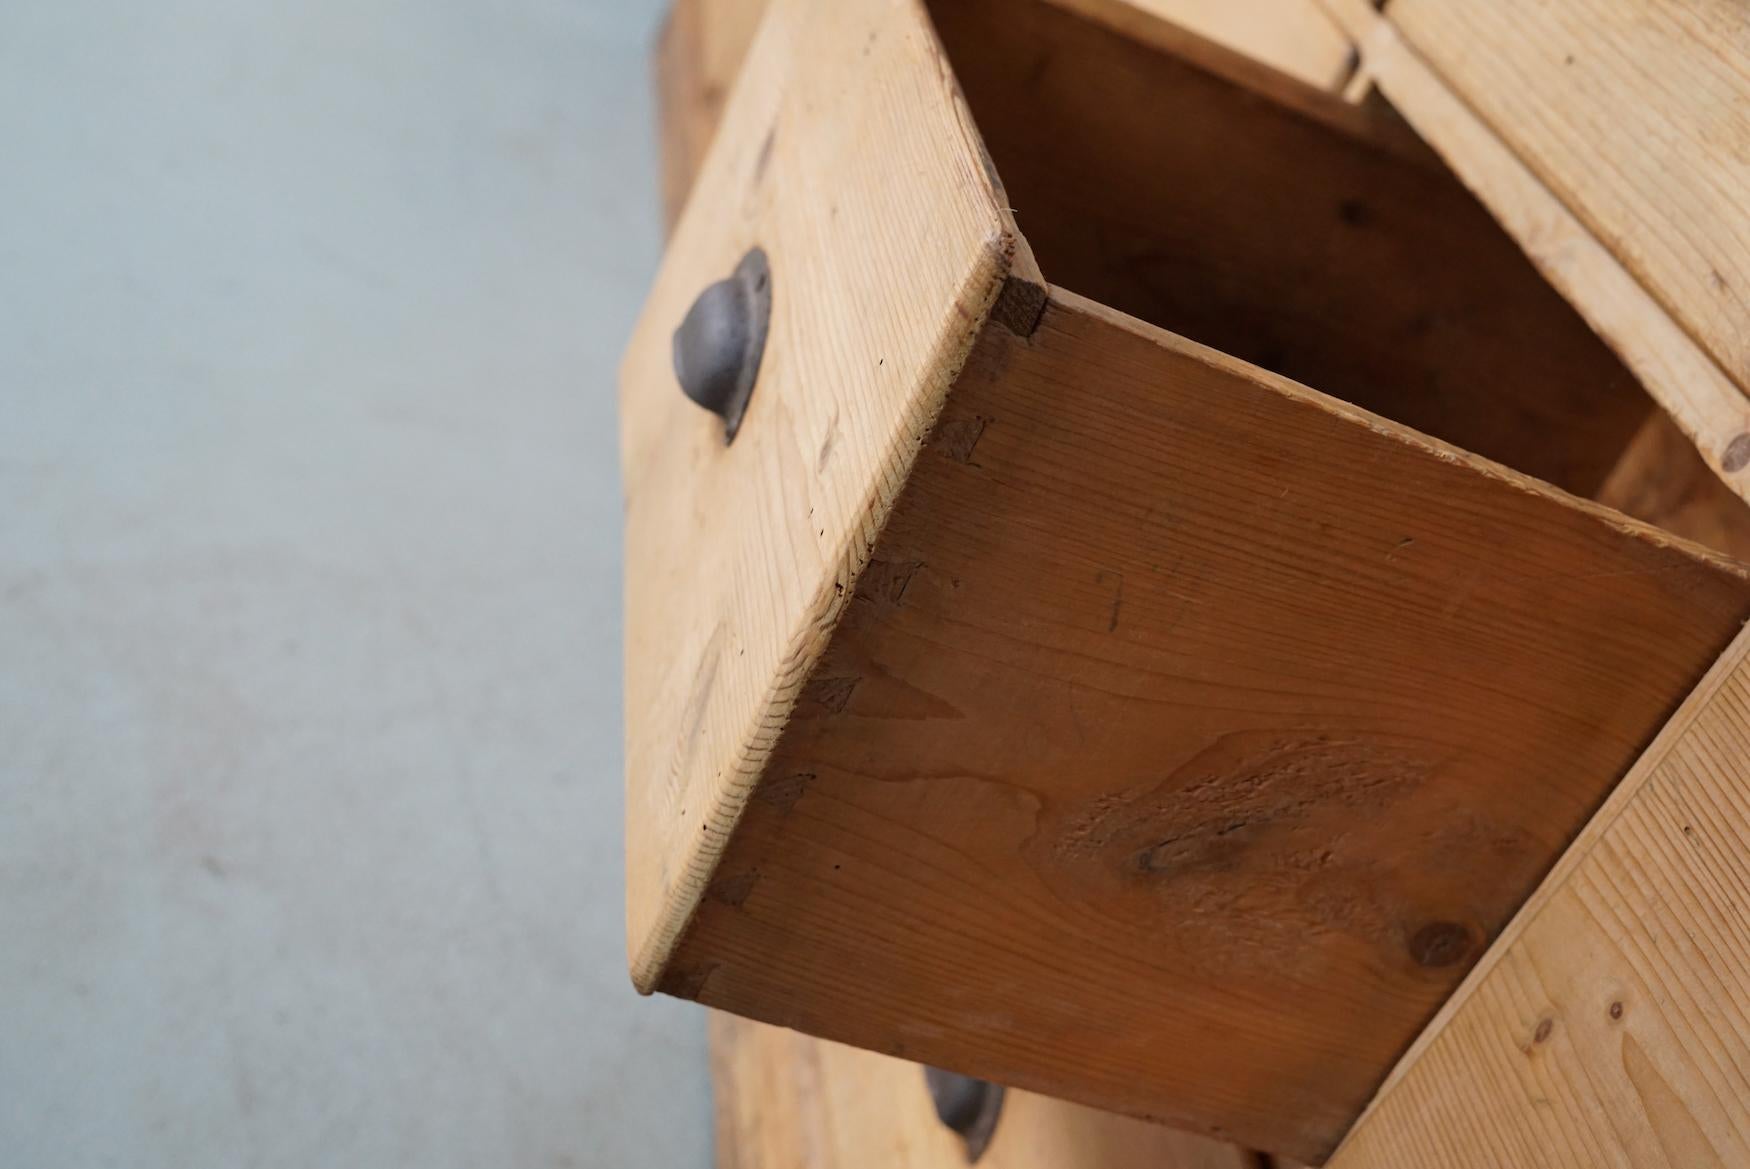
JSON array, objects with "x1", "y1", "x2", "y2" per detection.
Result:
[{"x1": 924, "y1": 0, "x2": 1750, "y2": 554}]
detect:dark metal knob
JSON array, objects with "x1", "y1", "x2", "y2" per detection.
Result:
[
  {"x1": 672, "y1": 247, "x2": 771, "y2": 443},
  {"x1": 923, "y1": 1067, "x2": 1004, "y2": 1163}
]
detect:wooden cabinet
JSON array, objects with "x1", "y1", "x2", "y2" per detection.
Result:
[{"x1": 622, "y1": 0, "x2": 1750, "y2": 1160}]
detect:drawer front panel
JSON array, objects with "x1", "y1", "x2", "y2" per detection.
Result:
[{"x1": 620, "y1": 0, "x2": 1025, "y2": 988}]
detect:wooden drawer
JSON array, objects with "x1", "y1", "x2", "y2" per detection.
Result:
[
  {"x1": 620, "y1": 0, "x2": 1750, "y2": 1161},
  {"x1": 711, "y1": 1013, "x2": 1256, "y2": 1169}
]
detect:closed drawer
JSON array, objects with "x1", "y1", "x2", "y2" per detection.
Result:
[
  {"x1": 619, "y1": 0, "x2": 1750, "y2": 1161},
  {"x1": 710, "y1": 1012, "x2": 1255, "y2": 1169}
]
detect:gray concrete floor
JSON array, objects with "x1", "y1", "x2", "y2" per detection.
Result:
[{"x1": 0, "y1": 1, "x2": 711, "y2": 1165}]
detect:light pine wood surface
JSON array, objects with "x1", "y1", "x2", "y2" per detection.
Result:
[
  {"x1": 712, "y1": 1013, "x2": 1260, "y2": 1169},
  {"x1": 1389, "y1": 0, "x2": 1750, "y2": 412},
  {"x1": 662, "y1": 288, "x2": 1750, "y2": 1161},
  {"x1": 1330, "y1": 621, "x2": 1750, "y2": 1168},
  {"x1": 1320, "y1": 0, "x2": 1750, "y2": 502},
  {"x1": 621, "y1": 0, "x2": 1029, "y2": 994}
]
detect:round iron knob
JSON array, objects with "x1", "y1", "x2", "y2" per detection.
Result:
[
  {"x1": 671, "y1": 247, "x2": 771, "y2": 443},
  {"x1": 923, "y1": 1066, "x2": 1004, "y2": 1163}
]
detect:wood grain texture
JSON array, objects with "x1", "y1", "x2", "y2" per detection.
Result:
[
  {"x1": 711, "y1": 1013, "x2": 1259, "y2": 1169},
  {"x1": 621, "y1": 0, "x2": 1028, "y2": 993},
  {"x1": 1321, "y1": 0, "x2": 1750, "y2": 501},
  {"x1": 639, "y1": 2, "x2": 1750, "y2": 1158},
  {"x1": 932, "y1": 0, "x2": 1653, "y2": 498},
  {"x1": 1390, "y1": 0, "x2": 1750, "y2": 404},
  {"x1": 1329, "y1": 622, "x2": 1750, "y2": 1169},
  {"x1": 652, "y1": 0, "x2": 768, "y2": 230},
  {"x1": 661, "y1": 289, "x2": 1750, "y2": 1162}
]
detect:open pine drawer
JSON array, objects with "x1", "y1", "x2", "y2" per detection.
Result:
[{"x1": 619, "y1": 0, "x2": 1750, "y2": 1161}]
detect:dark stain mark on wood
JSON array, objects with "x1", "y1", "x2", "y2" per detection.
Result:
[
  {"x1": 1053, "y1": 735, "x2": 1432, "y2": 866},
  {"x1": 754, "y1": 122, "x2": 778, "y2": 183},
  {"x1": 1035, "y1": 732, "x2": 1445, "y2": 970},
  {"x1": 935, "y1": 414, "x2": 988, "y2": 464},
  {"x1": 991, "y1": 276, "x2": 1047, "y2": 336},
  {"x1": 817, "y1": 408, "x2": 840, "y2": 474},
  {"x1": 858, "y1": 559, "x2": 923, "y2": 606},
  {"x1": 797, "y1": 675, "x2": 859, "y2": 716},
  {"x1": 658, "y1": 960, "x2": 722, "y2": 1001},
  {"x1": 1132, "y1": 818, "x2": 1255, "y2": 877},
  {"x1": 1610, "y1": 1000, "x2": 1625, "y2": 1021},
  {"x1": 1533, "y1": 1017, "x2": 1554, "y2": 1045},
  {"x1": 707, "y1": 871, "x2": 759, "y2": 908},
  {"x1": 754, "y1": 772, "x2": 813, "y2": 816},
  {"x1": 1097, "y1": 569, "x2": 1124, "y2": 631},
  {"x1": 1408, "y1": 921, "x2": 1475, "y2": 968}
]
